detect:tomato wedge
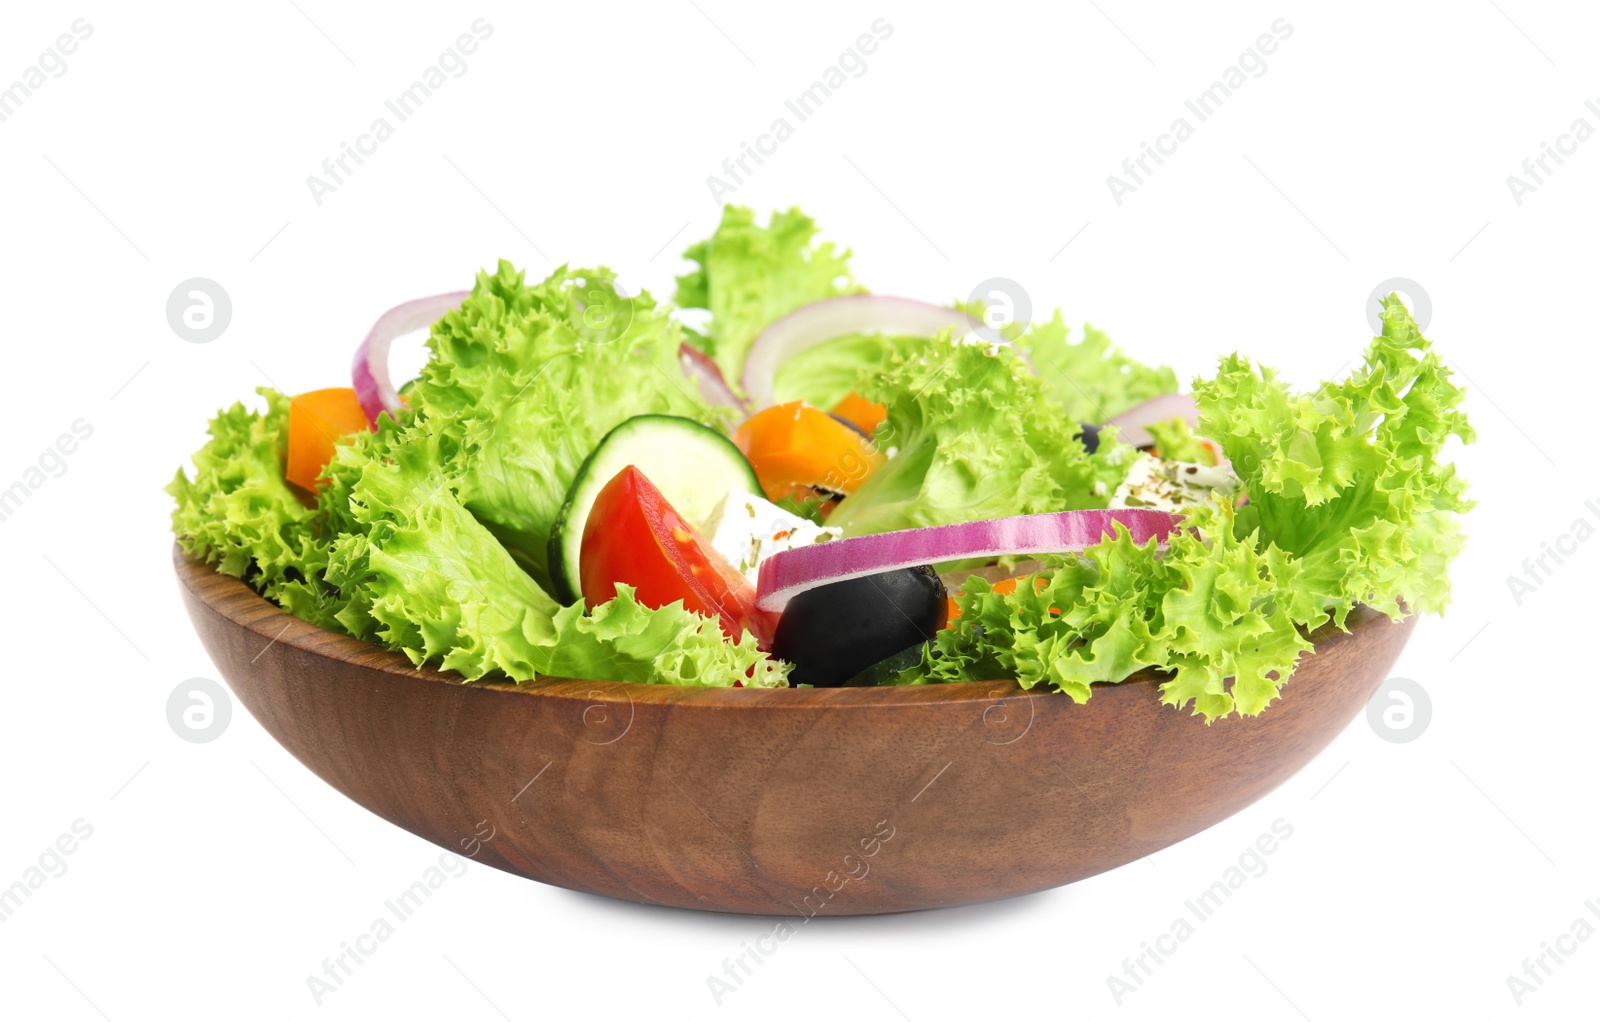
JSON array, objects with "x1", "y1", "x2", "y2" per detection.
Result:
[
  {"x1": 580, "y1": 466, "x2": 776, "y2": 646},
  {"x1": 286, "y1": 387, "x2": 372, "y2": 492}
]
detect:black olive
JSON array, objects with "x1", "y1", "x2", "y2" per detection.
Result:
[
  {"x1": 773, "y1": 566, "x2": 948, "y2": 687},
  {"x1": 1074, "y1": 422, "x2": 1101, "y2": 454},
  {"x1": 843, "y1": 644, "x2": 928, "y2": 687}
]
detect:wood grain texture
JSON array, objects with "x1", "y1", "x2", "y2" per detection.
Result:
[{"x1": 174, "y1": 545, "x2": 1415, "y2": 915}]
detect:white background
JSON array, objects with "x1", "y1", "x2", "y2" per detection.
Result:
[{"x1": 0, "y1": 1, "x2": 1592, "y2": 1018}]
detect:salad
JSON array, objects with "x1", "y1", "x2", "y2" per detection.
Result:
[{"x1": 169, "y1": 206, "x2": 1474, "y2": 719}]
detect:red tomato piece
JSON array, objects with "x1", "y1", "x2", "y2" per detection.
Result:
[{"x1": 579, "y1": 466, "x2": 776, "y2": 647}]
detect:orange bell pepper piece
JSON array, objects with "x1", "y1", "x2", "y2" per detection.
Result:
[
  {"x1": 285, "y1": 388, "x2": 372, "y2": 492},
  {"x1": 829, "y1": 391, "x2": 888, "y2": 435},
  {"x1": 733, "y1": 401, "x2": 886, "y2": 502}
]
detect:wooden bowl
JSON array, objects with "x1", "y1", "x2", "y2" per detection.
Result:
[{"x1": 175, "y1": 546, "x2": 1414, "y2": 916}]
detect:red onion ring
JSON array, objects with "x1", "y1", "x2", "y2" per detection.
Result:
[
  {"x1": 755, "y1": 508, "x2": 1181, "y2": 612},
  {"x1": 740, "y1": 295, "x2": 977, "y2": 408},
  {"x1": 352, "y1": 291, "x2": 470, "y2": 426},
  {"x1": 1103, "y1": 392, "x2": 1199, "y2": 449},
  {"x1": 679, "y1": 342, "x2": 750, "y2": 415}
]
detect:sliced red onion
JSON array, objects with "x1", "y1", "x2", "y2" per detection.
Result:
[
  {"x1": 740, "y1": 295, "x2": 978, "y2": 408},
  {"x1": 755, "y1": 509, "x2": 1181, "y2": 613},
  {"x1": 1104, "y1": 392, "x2": 1200, "y2": 449},
  {"x1": 679, "y1": 342, "x2": 750, "y2": 415},
  {"x1": 352, "y1": 291, "x2": 470, "y2": 426}
]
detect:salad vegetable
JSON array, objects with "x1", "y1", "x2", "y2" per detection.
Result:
[
  {"x1": 578, "y1": 465, "x2": 776, "y2": 646},
  {"x1": 829, "y1": 391, "x2": 888, "y2": 435},
  {"x1": 821, "y1": 336, "x2": 1136, "y2": 537},
  {"x1": 548, "y1": 414, "x2": 759, "y2": 603},
  {"x1": 678, "y1": 342, "x2": 749, "y2": 420},
  {"x1": 676, "y1": 205, "x2": 857, "y2": 383},
  {"x1": 772, "y1": 566, "x2": 948, "y2": 687},
  {"x1": 1019, "y1": 315, "x2": 1180, "y2": 423},
  {"x1": 733, "y1": 400, "x2": 886, "y2": 508},
  {"x1": 738, "y1": 294, "x2": 973, "y2": 408},
  {"x1": 1105, "y1": 392, "x2": 1201, "y2": 449},
  {"x1": 404, "y1": 262, "x2": 709, "y2": 594},
  {"x1": 169, "y1": 205, "x2": 1473, "y2": 718},
  {"x1": 352, "y1": 291, "x2": 471, "y2": 425},
  {"x1": 285, "y1": 387, "x2": 370, "y2": 492},
  {"x1": 755, "y1": 509, "x2": 1182, "y2": 612}
]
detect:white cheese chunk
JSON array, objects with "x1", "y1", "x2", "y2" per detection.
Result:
[
  {"x1": 703, "y1": 491, "x2": 842, "y2": 585},
  {"x1": 1109, "y1": 454, "x2": 1240, "y2": 513}
]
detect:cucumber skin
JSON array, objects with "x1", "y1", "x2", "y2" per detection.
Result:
[
  {"x1": 547, "y1": 496, "x2": 582, "y2": 604},
  {"x1": 549, "y1": 430, "x2": 623, "y2": 605},
  {"x1": 547, "y1": 415, "x2": 757, "y2": 605}
]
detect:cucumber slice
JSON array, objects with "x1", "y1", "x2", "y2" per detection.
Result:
[{"x1": 548, "y1": 415, "x2": 760, "y2": 604}]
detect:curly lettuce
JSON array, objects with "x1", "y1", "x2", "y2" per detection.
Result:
[
  {"x1": 405, "y1": 261, "x2": 707, "y2": 594},
  {"x1": 166, "y1": 389, "x2": 345, "y2": 630},
  {"x1": 770, "y1": 331, "x2": 917, "y2": 410},
  {"x1": 675, "y1": 205, "x2": 857, "y2": 381},
  {"x1": 323, "y1": 429, "x2": 783, "y2": 685},
  {"x1": 170, "y1": 267, "x2": 785, "y2": 689},
  {"x1": 168, "y1": 223, "x2": 1473, "y2": 712},
  {"x1": 1198, "y1": 294, "x2": 1475, "y2": 629},
  {"x1": 826, "y1": 336, "x2": 1136, "y2": 536},
  {"x1": 1018, "y1": 313, "x2": 1178, "y2": 422},
  {"x1": 919, "y1": 502, "x2": 1310, "y2": 716},
  {"x1": 919, "y1": 296, "x2": 1472, "y2": 719},
  {"x1": 1143, "y1": 417, "x2": 1215, "y2": 464}
]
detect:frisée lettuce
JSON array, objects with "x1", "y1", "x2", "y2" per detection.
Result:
[
  {"x1": 915, "y1": 296, "x2": 1472, "y2": 719},
  {"x1": 825, "y1": 335, "x2": 1137, "y2": 537},
  {"x1": 403, "y1": 261, "x2": 709, "y2": 594},
  {"x1": 168, "y1": 207, "x2": 1472, "y2": 716},
  {"x1": 675, "y1": 205, "x2": 857, "y2": 381}
]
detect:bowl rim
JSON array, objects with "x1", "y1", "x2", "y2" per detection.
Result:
[{"x1": 174, "y1": 543, "x2": 1381, "y2": 710}]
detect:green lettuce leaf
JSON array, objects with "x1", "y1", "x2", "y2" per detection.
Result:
[
  {"x1": 770, "y1": 331, "x2": 917, "y2": 410},
  {"x1": 918, "y1": 296, "x2": 1473, "y2": 719},
  {"x1": 405, "y1": 260, "x2": 708, "y2": 594},
  {"x1": 1143, "y1": 417, "x2": 1214, "y2": 463},
  {"x1": 542, "y1": 586, "x2": 788, "y2": 688},
  {"x1": 1018, "y1": 313, "x2": 1179, "y2": 422},
  {"x1": 324, "y1": 429, "x2": 783, "y2": 685},
  {"x1": 826, "y1": 336, "x2": 1136, "y2": 536},
  {"x1": 674, "y1": 205, "x2": 857, "y2": 381},
  {"x1": 1149, "y1": 503, "x2": 1313, "y2": 718},
  {"x1": 1195, "y1": 294, "x2": 1475, "y2": 629},
  {"x1": 168, "y1": 241, "x2": 1472, "y2": 712},
  {"x1": 921, "y1": 502, "x2": 1312, "y2": 720},
  {"x1": 166, "y1": 389, "x2": 344, "y2": 629}
]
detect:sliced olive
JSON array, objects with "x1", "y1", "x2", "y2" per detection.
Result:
[
  {"x1": 1074, "y1": 422, "x2": 1101, "y2": 454},
  {"x1": 843, "y1": 644, "x2": 928, "y2": 687},
  {"x1": 773, "y1": 566, "x2": 947, "y2": 687}
]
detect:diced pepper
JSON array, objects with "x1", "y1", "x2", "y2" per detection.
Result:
[
  {"x1": 733, "y1": 401, "x2": 886, "y2": 503},
  {"x1": 830, "y1": 391, "x2": 888, "y2": 436},
  {"x1": 285, "y1": 388, "x2": 372, "y2": 492}
]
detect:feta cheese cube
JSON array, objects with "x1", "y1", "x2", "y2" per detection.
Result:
[
  {"x1": 703, "y1": 491, "x2": 842, "y2": 585},
  {"x1": 1109, "y1": 454, "x2": 1240, "y2": 513}
]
